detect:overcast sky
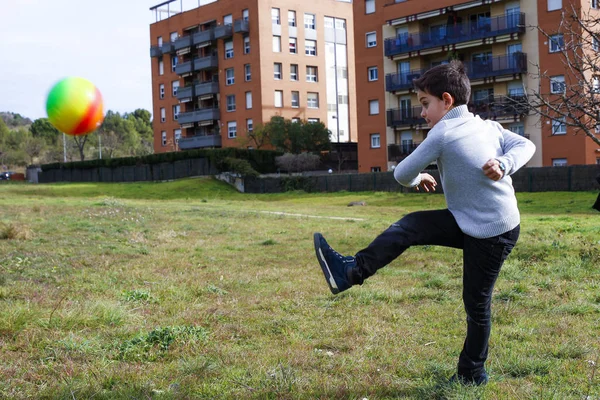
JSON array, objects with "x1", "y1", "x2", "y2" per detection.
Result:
[{"x1": 0, "y1": 0, "x2": 170, "y2": 120}]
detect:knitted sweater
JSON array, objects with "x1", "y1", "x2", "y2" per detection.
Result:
[{"x1": 393, "y1": 105, "x2": 536, "y2": 238}]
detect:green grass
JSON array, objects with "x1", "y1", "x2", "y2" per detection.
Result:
[{"x1": 0, "y1": 177, "x2": 599, "y2": 399}]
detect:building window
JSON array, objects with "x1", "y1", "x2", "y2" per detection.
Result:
[
  {"x1": 288, "y1": 10, "x2": 296, "y2": 27},
  {"x1": 171, "y1": 55, "x2": 178, "y2": 71},
  {"x1": 160, "y1": 108, "x2": 166, "y2": 123},
  {"x1": 225, "y1": 40, "x2": 234, "y2": 58},
  {"x1": 224, "y1": 14, "x2": 232, "y2": 25},
  {"x1": 247, "y1": 118, "x2": 253, "y2": 133},
  {"x1": 275, "y1": 90, "x2": 283, "y2": 107},
  {"x1": 550, "y1": 75, "x2": 565, "y2": 93},
  {"x1": 549, "y1": 34, "x2": 564, "y2": 52},
  {"x1": 594, "y1": 36, "x2": 600, "y2": 52},
  {"x1": 157, "y1": 36, "x2": 163, "y2": 47},
  {"x1": 273, "y1": 36, "x2": 282, "y2": 52},
  {"x1": 227, "y1": 95, "x2": 236, "y2": 112},
  {"x1": 245, "y1": 64, "x2": 251, "y2": 81},
  {"x1": 305, "y1": 40, "x2": 317, "y2": 56},
  {"x1": 289, "y1": 38, "x2": 297, "y2": 54},
  {"x1": 306, "y1": 66, "x2": 318, "y2": 82},
  {"x1": 370, "y1": 133, "x2": 381, "y2": 148},
  {"x1": 366, "y1": 32, "x2": 377, "y2": 48},
  {"x1": 366, "y1": 0, "x2": 375, "y2": 14},
  {"x1": 246, "y1": 91, "x2": 252, "y2": 109},
  {"x1": 161, "y1": 131, "x2": 167, "y2": 146},
  {"x1": 307, "y1": 118, "x2": 320, "y2": 123},
  {"x1": 368, "y1": 66, "x2": 378, "y2": 81},
  {"x1": 369, "y1": 99, "x2": 379, "y2": 115},
  {"x1": 172, "y1": 104, "x2": 180, "y2": 120},
  {"x1": 272, "y1": 8, "x2": 280, "y2": 24},
  {"x1": 509, "y1": 123, "x2": 525, "y2": 136},
  {"x1": 172, "y1": 80, "x2": 179, "y2": 96},
  {"x1": 242, "y1": 9, "x2": 249, "y2": 21},
  {"x1": 292, "y1": 118, "x2": 301, "y2": 123},
  {"x1": 174, "y1": 129, "x2": 181, "y2": 143},
  {"x1": 226, "y1": 68, "x2": 235, "y2": 85},
  {"x1": 304, "y1": 13, "x2": 316, "y2": 30},
  {"x1": 552, "y1": 158, "x2": 567, "y2": 166},
  {"x1": 593, "y1": 0, "x2": 600, "y2": 9},
  {"x1": 290, "y1": 64, "x2": 298, "y2": 81},
  {"x1": 307, "y1": 92, "x2": 319, "y2": 108},
  {"x1": 291, "y1": 91, "x2": 300, "y2": 108},
  {"x1": 228, "y1": 121, "x2": 237, "y2": 139},
  {"x1": 371, "y1": 167, "x2": 382, "y2": 172},
  {"x1": 593, "y1": 76, "x2": 600, "y2": 93},
  {"x1": 159, "y1": 84, "x2": 165, "y2": 99},
  {"x1": 159, "y1": 58, "x2": 164, "y2": 75},
  {"x1": 274, "y1": 63, "x2": 282, "y2": 80},
  {"x1": 244, "y1": 35, "x2": 250, "y2": 54},
  {"x1": 552, "y1": 117, "x2": 567, "y2": 134},
  {"x1": 548, "y1": 0, "x2": 562, "y2": 10}
]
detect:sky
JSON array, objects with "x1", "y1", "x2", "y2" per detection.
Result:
[{"x1": 0, "y1": 0, "x2": 174, "y2": 121}]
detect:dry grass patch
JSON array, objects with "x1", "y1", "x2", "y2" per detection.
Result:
[{"x1": 0, "y1": 222, "x2": 32, "y2": 240}]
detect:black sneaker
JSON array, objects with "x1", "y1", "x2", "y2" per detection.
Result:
[
  {"x1": 313, "y1": 233, "x2": 355, "y2": 294},
  {"x1": 448, "y1": 372, "x2": 489, "y2": 386}
]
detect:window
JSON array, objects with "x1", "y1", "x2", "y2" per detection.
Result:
[
  {"x1": 161, "y1": 131, "x2": 167, "y2": 146},
  {"x1": 159, "y1": 84, "x2": 165, "y2": 99},
  {"x1": 247, "y1": 118, "x2": 253, "y2": 133},
  {"x1": 172, "y1": 104, "x2": 180, "y2": 120},
  {"x1": 245, "y1": 64, "x2": 251, "y2": 81},
  {"x1": 548, "y1": 0, "x2": 562, "y2": 10},
  {"x1": 307, "y1": 118, "x2": 320, "y2": 123},
  {"x1": 157, "y1": 36, "x2": 163, "y2": 47},
  {"x1": 292, "y1": 118, "x2": 301, "y2": 123},
  {"x1": 289, "y1": 38, "x2": 297, "y2": 54},
  {"x1": 159, "y1": 58, "x2": 164, "y2": 75},
  {"x1": 368, "y1": 66, "x2": 378, "y2": 81},
  {"x1": 305, "y1": 40, "x2": 317, "y2": 56},
  {"x1": 306, "y1": 66, "x2": 318, "y2": 82},
  {"x1": 291, "y1": 91, "x2": 300, "y2": 108},
  {"x1": 366, "y1": 32, "x2": 377, "y2": 47},
  {"x1": 509, "y1": 123, "x2": 525, "y2": 136},
  {"x1": 369, "y1": 99, "x2": 379, "y2": 115},
  {"x1": 160, "y1": 108, "x2": 166, "y2": 123},
  {"x1": 552, "y1": 158, "x2": 567, "y2": 166},
  {"x1": 228, "y1": 121, "x2": 237, "y2": 138},
  {"x1": 273, "y1": 36, "x2": 282, "y2": 52},
  {"x1": 550, "y1": 75, "x2": 565, "y2": 93},
  {"x1": 172, "y1": 80, "x2": 179, "y2": 96},
  {"x1": 227, "y1": 94, "x2": 236, "y2": 112},
  {"x1": 242, "y1": 9, "x2": 249, "y2": 21},
  {"x1": 549, "y1": 34, "x2": 564, "y2": 52},
  {"x1": 307, "y1": 92, "x2": 319, "y2": 108},
  {"x1": 304, "y1": 13, "x2": 316, "y2": 30},
  {"x1": 244, "y1": 35, "x2": 250, "y2": 54},
  {"x1": 224, "y1": 14, "x2": 232, "y2": 25},
  {"x1": 170, "y1": 31, "x2": 178, "y2": 42},
  {"x1": 246, "y1": 91, "x2": 252, "y2": 109},
  {"x1": 174, "y1": 129, "x2": 181, "y2": 143},
  {"x1": 290, "y1": 64, "x2": 298, "y2": 81},
  {"x1": 593, "y1": 0, "x2": 599, "y2": 8},
  {"x1": 366, "y1": 0, "x2": 375, "y2": 14},
  {"x1": 593, "y1": 76, "x2": 600, "y2": 93},
  {"x1": 171, "y1": 55, "x2": 178, "y2": 71},
  {"x1": 594, "y1": 35, "x2": 599, "y2": 52},
  {"x1": 552, "y1": 117, "x2": 566, "y2": 134},
  {"x1": 274, "y1": 63, "x2": 282, "y2": 80},
  {"x1": 370, "y1": 133, "x2": 381, "y2": 148},
  {"x1": 226, "y1": 68, "x2": 235, "y2": 85},
  {"x1": 272, "y1": 8, "x2": 280, "y2": 24},
  {"x1": 371, "y1": 167, "x2": 382, "y2": 172},
  {"x1": 288, "y1": 10, "x2": 296, "y2": 27},
  {"x1": 274, "y1": 90, "x2": 283, "y2": 107},
  {"x1": 225, "y1": 40, "x2": 234, "y2": 58}
]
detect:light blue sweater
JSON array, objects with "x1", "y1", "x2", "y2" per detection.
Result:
[{"x1": 394, "y1": 105, "x2": 536, "y2": 238}]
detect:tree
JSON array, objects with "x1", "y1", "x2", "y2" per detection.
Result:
[
  {"x1": 30, "y1": 118, "x2": 60, "y2": 145},
  {"x1": 268, "y1": 116, "x2": 332, "y2": 154},
  {"x1": 527, "y1": 4, "x2": 600, "y2": 146}
]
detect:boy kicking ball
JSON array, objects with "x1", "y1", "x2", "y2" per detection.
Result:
[{"x1": 314, "y1": 60, "x2": 535, "y2": 385}]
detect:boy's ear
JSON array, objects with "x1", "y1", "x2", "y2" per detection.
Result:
[{"x1": 442, "y1": 92, "x2": 455, "y2": 109}]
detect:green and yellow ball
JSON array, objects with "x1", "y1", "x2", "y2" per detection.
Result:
[{"x1": 46, "y1": 77, "x2": 104, "y2": 136}]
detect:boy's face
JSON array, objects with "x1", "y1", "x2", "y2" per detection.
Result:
[{"x1": 417, "y1": 90, "x2": 453, "y2": 128}]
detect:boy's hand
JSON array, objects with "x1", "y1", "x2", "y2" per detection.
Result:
[
  {"x1": 415, "y1": 173, "x2": 437, "y2": 192},
  {"x1": 482, "y1": 159, "x2": 504, "y2": 181}
]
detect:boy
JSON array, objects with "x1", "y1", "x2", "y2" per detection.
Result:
[{"x1": 313, "y1": 61, "x2": 535, "y2": 385}]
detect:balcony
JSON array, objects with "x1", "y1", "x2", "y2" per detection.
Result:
[
  {"x1": 176, "y1": 80, "x2": 220, "y2": 101},
  {"x1": 178, "y1": 108, "x2": 220, "y2": 125},
  {"x1": 173, "y1": 35, "x2": 192, "y2": 51},
  {"x1": 234, "y1": 19, "x2": 249, "y2": 33},
  {"x1": 178, "y1": 134, "x2": 222, "y2": 149},
  {"x1": 388, "y1": 143, "x2": 421, "y2": 161},
  {"x1": 175, "y1": 56, "x2": 219, "y2": 75},
  {"x1": 150, "y1": 45, "x2": 162, "y2": 58},
  {"x1": 384, "y1": 12, "x2": 525, "y2": 58},
  {"x1": 193, "y1": 29, "x2": 215, "y2": 45},
  {"x1": 214, "y1": 24, "x2": 233, "y2": 39},
  {"x1": 387, "y1": 107, "x2": 426, "y2": 128},
  {"x1": 386, "y1": 53, "x2": 527, "y2": 92},
  {"x1": 161, "y1": 42, "x2": 175, "y2": 53}
]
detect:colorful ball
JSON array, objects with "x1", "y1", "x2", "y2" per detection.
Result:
[{"x1": 46, "y1": 77, "x2": 104, "y2": 136}]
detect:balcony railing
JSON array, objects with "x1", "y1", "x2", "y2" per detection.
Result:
[
  {"x1": 234, "y1": 19, "x2": 249, "y2": 33},
  {"x1": 386, "y1": 53, "x2": 527, "y2": 92},
  {"x1": 193, "y1": 29, "x2": 215, "y2": 45},
  {"x1": 214, "y1": 24, "x2": 233, "y2": 39},
  {"x1": 161, "y1": 42, "x2": 175, "y2": 53},
  {"x1": 150, "y1": 45, "x2": 162, "y2": 58},
  {"x1": 388, "y1": 143, "x2": 421, "y2": 161},
  {"x1": 178, "y1": 108, "x2": 220, "y2": 125},
  {"x1": 175, "y1": 56, "x2": 219, "y2": 75},
  {"x1": 176, "y1": 80, "x2": 220, "y2": 101},
  {"x1": 384, "y1": 12, "x2": 525, "y2": 57},
  {"x1": 387, "y1": 107, "x2": 426, "y2": 128},
  {"x1": 178, "y1": 134, "x2": 222, "y2": 149},
  {"x1": 173, "y1": 35, "x2": 192, "y2": 51}
]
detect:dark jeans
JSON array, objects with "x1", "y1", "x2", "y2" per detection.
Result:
[{"x1": 351, "y1": 209, "x2": 520, "y2": 377}]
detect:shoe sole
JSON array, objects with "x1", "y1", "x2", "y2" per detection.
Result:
[{"x1": 313, "y1": 233, "x2": 340, "y2": 295}]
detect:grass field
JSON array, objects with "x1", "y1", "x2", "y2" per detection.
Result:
[{"x1": 0, "y1": 178, "x2": 599, "y2": 399}]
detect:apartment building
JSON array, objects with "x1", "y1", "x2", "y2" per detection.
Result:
[
  {"x1": 352, "y1": 0, "x2": 600, "y2": 173},
  {"x1": 149, "y1": 0, "x2": 357, "y2": 153}
]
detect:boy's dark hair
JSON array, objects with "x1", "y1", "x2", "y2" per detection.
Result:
[{"x1": 413, "y1": 60, "x2": 471, "y2": 105}]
